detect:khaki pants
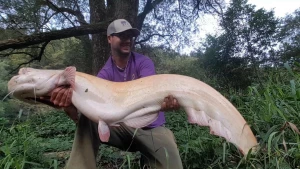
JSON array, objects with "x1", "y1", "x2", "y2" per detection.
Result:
[{"x1": 65, "y1": 115, "x2": 183, "y2": 169}]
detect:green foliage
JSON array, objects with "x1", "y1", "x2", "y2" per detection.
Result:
[
  {"x1": 0, "y1": 61, "x2": 15, "y2": 119},
  {"x1": 277, "y1": 8, "x2": 300, "y2": 63},
  {"x1": 60, "y1": 38, "x2": 92, "y2": 73},
  {"x1": 0, "y1": 122, "x2": 45, "y2": 169},
  {"x1": 138, "y1": 46, "x2": 209, "y2": 82},
  {"x1": 2, "y1": 37, "x2": 89, "y2": 75},
  {"x1": 220, "y1": 0, "x2": 278, "y2": 64},
  {"x1": 0, "y1": 29, "x2": 21, "y2": 41},
  {"x1": 196, "y1": 0, "x2": 279, "y2": 90},
  {"x1": 38, "y1": 38, "x2": 89, "y2": 72},
  {"x1": 0, "y1": 61, "x2": 10, "y2": 98},
  {"x1": 197, "y1": 35, "x2": 253, "y2": 90},
  {"x1": 165, "y1": 112, "x2": 226, "y2": 169}
]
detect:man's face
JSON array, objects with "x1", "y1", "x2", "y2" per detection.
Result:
[{"x1": 108, "y1": 30, "x2": 135, "y2": 56}]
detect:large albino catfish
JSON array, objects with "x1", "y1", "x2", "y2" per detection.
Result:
[{"x1": 7, "y1": 66, "x2": 258, "y2": 155}]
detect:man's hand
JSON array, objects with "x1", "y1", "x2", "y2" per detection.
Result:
[
  {"x1": 161, "y1": 95, "x2": 180, "y2": 111},
  {"x1": 45, "y1": 86, "x2": 79, "y2": 123},
  {"x1": 50, "y1": 86, "x2": 73, "y2": 107}
]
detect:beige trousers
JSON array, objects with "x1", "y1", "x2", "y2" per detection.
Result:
[{"x1": 65, "y1": 115, "x2": 183, "y2": 169}]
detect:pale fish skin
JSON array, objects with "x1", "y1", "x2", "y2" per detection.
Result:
[{"x1": 7, "y1": 66, "x2": 258, "y2": 155}]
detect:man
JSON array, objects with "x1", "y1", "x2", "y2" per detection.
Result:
[{"x1": 51, "y1": 19, "x2": 183, "y2": 169}]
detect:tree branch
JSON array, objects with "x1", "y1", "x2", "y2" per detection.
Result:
[
  {"x1": 40, "y1": 7, "x2": 58, "y2": 30},
  {"x1": 45, "y1": 0, "x2": 76, "y2": 27},
  {"x1": 206, "y1": 0, "x2": 221, "y2": 15},
  {"x1": 37, "y1": 41, "x2": 50, "y2": 61},
  {"x1": 192, "y1": 0, "x2": 223, "y2": 15},
  {"x1": 137, "y1": 0, "x2": 164, "y2": 30},
  {"x1": 0, "y1": 51, "x2": 34, "y2": 58},
  {"x1": 0, "y1": 15, "x2": 26, "y2": 36},
  {"x1": 45, "y1": 0, "x2": 88, "y2": 25},
  {"x1": 0, "y1": 21, "x2": 109, "y2": 51},
  {"x1": 136, "y1": 33, "x2": 172, "y2": 44},
  {"x1": 178, "y1": 1, "x2": 187, "y2": 25},
  {"x1": 8, "y1": 41, "x2": 50, "y2": 74},
  {"x1": 214, "y1": 0, "x2": 224, "y2": 15}
]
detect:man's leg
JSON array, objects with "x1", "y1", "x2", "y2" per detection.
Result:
[
  {"x1": 65, "y1": 115, "x2": 100, "y2": 169},
  {"x1": 130, "y1": 126, "x2": 183, "y2": 169},
  {"x1": 65, "y1": 115, "x2": 182, "y2": 169},
  {"x1": 65, "y1": 116, "x2": 140, "y2": 169}
]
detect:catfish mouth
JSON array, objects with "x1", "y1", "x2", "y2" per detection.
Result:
[
  {"x1": 20, "y1": 84, "x2": 72, "y2": 108},
  {"x1": 24, "y1": 96, "x2": 57, "y2": 108}
]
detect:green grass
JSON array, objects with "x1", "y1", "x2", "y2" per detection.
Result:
[{"x1": 0, "y1": 108, "x2": 77, "y2": 168}]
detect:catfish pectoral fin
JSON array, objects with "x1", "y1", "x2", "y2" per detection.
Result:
[{"x1": 98, "y1": 120, "x2": 110, "y2": 142}]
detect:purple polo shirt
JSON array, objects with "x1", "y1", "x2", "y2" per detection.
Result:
[{"x1": 96, "y1": 52, "x2": 166, "y2": 128}]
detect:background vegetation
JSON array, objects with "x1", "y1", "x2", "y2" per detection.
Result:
[{"x1": 1, "y1": 0, "x2": 300, "y2": 168}]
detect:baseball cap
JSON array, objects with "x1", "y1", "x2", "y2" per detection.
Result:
[{"x1": 107, "y1": 19, "x2": 140, "y2": 37}]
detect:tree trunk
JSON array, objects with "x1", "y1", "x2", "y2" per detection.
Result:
[
  {"x1": 90, "y1": 0, "x2": 139, "y2": 75},
  {"x1": 76, "y1": 35, "x2": 93, "y2": 74},
  {"x1": 90, "y1": 0, "x2": 108, "y2": 75}
]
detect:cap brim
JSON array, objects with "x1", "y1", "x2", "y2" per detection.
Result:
[
  {"x1": 130, "y1": 28, "x2": 140, "y2": 37},
  {"x1": 115, "y1": 28, "x2": 140, "y2": 37}
]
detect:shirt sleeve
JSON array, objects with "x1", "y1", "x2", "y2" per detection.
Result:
[{"x1": 139, "y1": 57, "x2": 156, "y2": 78}]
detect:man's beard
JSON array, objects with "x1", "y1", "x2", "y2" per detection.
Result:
[
  {"x1": 116, "y1": 43, "x2": 132, "y2": 57},
  {"x1": 116, "y1": 48, "x2": 130, "y2": 58}
]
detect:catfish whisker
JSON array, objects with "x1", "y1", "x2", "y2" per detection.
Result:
[
  {"x1": 34, "y1": 86, "x2": 37, "y2": 103},
  {"x1": 2, "y1": 86, "x2": 19, "y2": 102}
]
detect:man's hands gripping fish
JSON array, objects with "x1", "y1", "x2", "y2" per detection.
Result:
[{"x1": 48, "y1": 86, "x2": 180, "y2": 124}]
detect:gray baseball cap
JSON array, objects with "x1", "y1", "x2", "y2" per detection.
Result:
[{"x1": 107, "y1": 19, "x2": 140, "y2": 37}]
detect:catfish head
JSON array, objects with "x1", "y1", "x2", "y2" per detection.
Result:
[{"x1": 7, "y1": 67, "x2": 76, "y2": 105}]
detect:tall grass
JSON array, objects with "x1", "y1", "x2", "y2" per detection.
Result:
[
  {"x1": 0, "y1": 110, "x2": 75, "y2": 169},
  {"x1": 228, "y1": 63, "x2": 300, "y2": 169}
]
